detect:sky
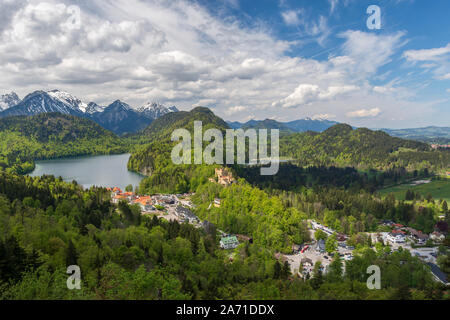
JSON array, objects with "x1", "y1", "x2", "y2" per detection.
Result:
[{"x1": 0, "y1": 0, "x2": 449, "y2": 128}]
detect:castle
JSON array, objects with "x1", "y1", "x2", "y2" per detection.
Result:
[{"x1": 214, "y1": 168, "x2": 236, "y2": 186}]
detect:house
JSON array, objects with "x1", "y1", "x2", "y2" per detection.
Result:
[
  {"x1": 213, "y1": 198, "x2": 221, "y2": 208},
  {"x1": 133, "y1": 196, "x2": 154, "y2": 212},
  {"x1": 406, "y1": 227, "x2": 429, "y2": 244},
  {"x1": 430, "y1": 231, "x2": 445, "y2": 243},
  {"x1": 112, "y1": 194, "x2": 127, "y2": 204},
  {"x1": 380, "y1": 220, "x2": 394, "y2": 226},
  {"x1": 220, "y1": 236, "x2": 239, "y2": 250},
  {"x1": 112, "y1": 187, "x2": 122, "y2": 194},
  {"x1": 316, "y1": 239, "x2": 325, "y2": 253},
  {"x1": 387, "y1": 232, "x2": 406, "y2": 244}
]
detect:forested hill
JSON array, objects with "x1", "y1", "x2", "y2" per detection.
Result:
[
  {"x1": 0, "y1": 113, "x2": 128, "y2": 174},
  {"x1": 140, "y1": 106, "x2": 230, "y2": 141},
  {"x1": 0, "y1": 112, "x2": 118, "y2": 142},
  {"x1": 128, "y1": 107, "x2": 229, "y2": 193},
  {"x1": 280, "y1": 124, "x2": 449, "y2": 170}
]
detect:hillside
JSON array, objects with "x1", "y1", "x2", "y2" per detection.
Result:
[
  {"x1": 0, "y1": 113, "x2": 128, "y2": 174},
  {"x1": 128, "y1": 107, "x2": 229, "y2": 193},
  {"x1": 141, "y1": 106, "x2": 229, "y2": 141},
  {"x1": 280, "y1": 124, "x2": 449, "y2": 170}
]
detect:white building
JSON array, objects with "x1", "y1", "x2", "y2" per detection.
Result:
[{"x1": 387, "y1": 232, "x2": 406, "y2": 244}]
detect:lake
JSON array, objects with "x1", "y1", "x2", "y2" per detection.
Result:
[{"x1": 30, "y1": 153, "x2": 144, "y2": 191}]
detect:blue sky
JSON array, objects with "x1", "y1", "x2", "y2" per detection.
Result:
[{"x1": 0, "y1": 0, "x2": 449, "y2": 128}]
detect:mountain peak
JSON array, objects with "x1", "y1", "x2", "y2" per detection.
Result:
[
  {"x1": 108, "y1": 100, "x2": 132, "y2": 110},
  {"x1": 136, "y1": 102, "x2": 179, "y2": 120},
  {"x1": 0, "y1": 92, "x2": 20, "y2": 111},
  {"x1": 86, "y1": 102, "x2": 106, "y2": 114}
]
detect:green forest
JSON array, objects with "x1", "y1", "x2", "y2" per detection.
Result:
[{"x1": 0, "y1": 172, "x2": 447, "y2": 300}]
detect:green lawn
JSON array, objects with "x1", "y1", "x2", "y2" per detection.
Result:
[{"x1": 378, "y1": 178, "x2": 450, "y2": 202}]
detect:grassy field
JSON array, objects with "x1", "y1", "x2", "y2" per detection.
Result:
[{"x1": 378, "y1": 177, "x2": 450, "y2": 202}]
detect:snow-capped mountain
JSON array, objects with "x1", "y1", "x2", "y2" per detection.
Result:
[
  {"x1": 0, "y1": 90, "x2": 86, "y2": 117},
  {"x1": 0, "y1": 92, "x2": 20, "y2": 111},
  {"x1": 47, "y1": 89, "x2": 88, "y2": 113},
  {"x1": 136, "y1": 102, "x2": 179, "y2": 120},
  {"x1": 85, "y1": 102, "x2": 106, "y2": 114},
  {"x1": 0, "y1": 89, "x2": 180, "y2": 135}
]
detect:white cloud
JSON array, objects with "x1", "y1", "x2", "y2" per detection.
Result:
[
  {"x1": 339, "y1": 30, "x2": 406, "y2": 75},
  {"x1": 346, "y1": 107, "x2": 381, "y2": 118},
  {"x1": 226, "y1": 105, "x2": 246, "y2": 115},
  {"x1": 311, "y1": 113, "x2": 336, "y2": 120},
  {"x1": 329, "y1": 0, "x2": 339, "y2": 14},
  {"x1": 273, "y1": 84, "x2": 358, "y2": 108},
  {"x1": 281, "y1": 10, "x2": 301, "y2": 26},
  {"x1": 403, "y1": 44, "x2": 450, "y2": 62},
  {"x1": 0, "y1": 0, "x2": 440, "y2": 127}
]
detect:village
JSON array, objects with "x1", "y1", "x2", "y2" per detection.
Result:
[
  {"x1": 106, "y1": 167, "x2": 448, "y2": 286},
  {"x1": 107, "y1": 167, "x2": 244, "y2": 251},
  {"x1": 284, "y1": 219, "x2": 448, "y2": 285}
]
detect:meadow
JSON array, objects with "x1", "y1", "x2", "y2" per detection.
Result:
[{"x1": 379, "y1": 177, "x2": 450, "y2": 202}]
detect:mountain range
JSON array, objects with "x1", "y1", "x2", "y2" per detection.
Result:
[
  {"x1": 1, "y1": 90, "x2": 449, "y2": 142},
  {"x1": 0, "y1": 90, "x2": 178, "y2": 135}
]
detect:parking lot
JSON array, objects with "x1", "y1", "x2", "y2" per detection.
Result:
[{"x1": 285, "y1": 241, "x2": 355, "y2": 276}]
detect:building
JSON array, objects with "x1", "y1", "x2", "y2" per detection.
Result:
[
  {"x1": 213, "y1": 198, "x2": 221, "y2": 208},
  {"x1": 220, "y1": 236, "x2": 239, "y2": 250},
  {"x1": 406, "y1": 227, "x2": 429, "y2": 244},
  {"x1": 215, "y1": 168, "x2": 236, "y2": 186},
  {"x1": 427, "y1": 263, "x2": 449, "y2": 286},
  {"x1": 133, "y1": 196, "x2": 154, "y2": 212},
  {"x1": 112, "y1": 187, "x2": 122, "y2": 194},
  {"x1": 112, "y1": 194, "x2": 127, "y2": 204},
  {"x1": 430, "y1": 231, "x2": 445, "y2": 243},
  {"x1": 175, "y1": 206, "x2": 199, "y2": 224},
  {"x1": 387, "y1": 232, "x2": 406, "y2": 244}
]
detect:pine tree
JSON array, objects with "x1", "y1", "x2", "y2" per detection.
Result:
[{"x1": 66, "y1": 239, "x2": 78, "y2": 266}]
